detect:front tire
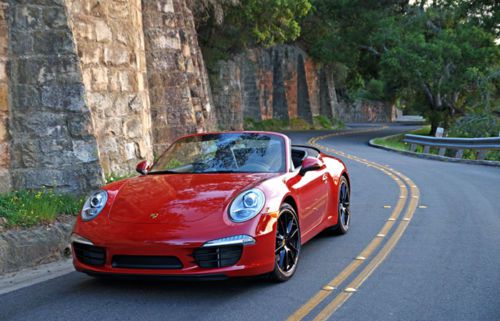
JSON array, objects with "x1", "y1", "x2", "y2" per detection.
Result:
[{"x1": 268, "y1": 203, "x2": 301, "y2": 282}]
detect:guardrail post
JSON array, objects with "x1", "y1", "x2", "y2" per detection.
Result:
[
  {"x1": 423, "y1": 145, "x2": 430, "y2": 154},
  {"x1": 455, "y1": 149, "x2": 464, "y2": 159},
  {"x1": 410, "y1": 144, "x2": 417, "y2": 152},
  {"x1": 438, "y1": 147, "x2": 446, "y2": 156},
  {"x1": 477, "y1": 150, "x2": 487, "y2": 160}
]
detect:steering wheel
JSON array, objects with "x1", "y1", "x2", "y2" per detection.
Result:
[{"x1": 241, "y1": 160, "x2": 270, "y2": 172}]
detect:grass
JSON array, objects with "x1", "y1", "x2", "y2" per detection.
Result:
[
  {"x1": 0, "y1": 189, "x2": 84, "y2": 229},
  {"x1": 372, "y1": 125, "x2": 500, "y2": 161},
  {"x1": 244, "y1": 116, "x2": 345, "y2": 131},
  {"x1": 372, "y1": 126, "x2": 432, "y2": 152},
  {"x1": 105, "y1": 173, "x2": 135, "y2": 184}
]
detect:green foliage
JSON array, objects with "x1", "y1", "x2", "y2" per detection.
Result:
[
  {"x1": 197, "y1": 0, "x2": 312, "y2": 73},
  {"x1": 242, "y1": 0, "x2": 312, "y2": 46},
  {"x1": 312, "y1": 115, "x2": 345, "y2": 129},
  {"x1": 289, "y1": 118, "x2": 313, "y2": 130},
  {"x1": 372, "y1": 126, "x2": 432, "y2": 152},
  {"x1": 373, "y1": 125, "x2": 500, "y2": 161},
  {"x1": 0, "y1": 189, "x2": 84, "y2": 228},
  {"x1": 244, "y1": 116, "x2": 344, "y2": 130},
  {"x1": 105, "y1": 173, "x2": 134, "y2": 184},
  {"x1": 301, "y1": 0, "x2": 499, "y2": 133},
  {"x1": 351, "y1": 79, "x2": 388, "y2": 101},
  {"x1": 313, "y1": 115, "x2": 332, "y2": 128},
  {"x1": 379, "y1": 8, "x2": 499, "y2": 131},
  {"x1": 448, "y1": 114, "x2": 500, "y2": 138},
  {"x1": 244, "y1": 117, "x2": 289, "y2": 130}
]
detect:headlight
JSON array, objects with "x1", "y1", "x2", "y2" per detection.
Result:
[
  {"x1": 81, "y1": 190, "x2": 108, "y2": 221},
  {"x1": 229, "y1": 188, "x2": 265, "y2": 222}
]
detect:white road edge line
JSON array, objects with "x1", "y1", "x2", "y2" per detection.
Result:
[{"x1": 0, "y1": 259, "x2": 74, "y2": 296}]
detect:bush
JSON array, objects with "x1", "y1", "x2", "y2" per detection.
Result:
[
  {"x1": 244, "y1": 117, "x2": 293, "y2": 130},
  {"x1": 313, "y1": 115, "x2": 333, "y2": 129},
  {"x1": 448, "y1": 114, "x2": 499, "y2": 138},
  {"x1": 0, "y1": 189, "x2": 84, "y2": 228},
  {"x1": 290, "y1": 118, "x2": 313, "y2": 130},
  {"x1": 363, "y1": 79, "x2": 386, "y2": 101}
]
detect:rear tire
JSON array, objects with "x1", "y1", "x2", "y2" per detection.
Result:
[
  {"x1": 330, "y1": 176, "x2": 350, "y2": 235},
  {"x1": 268, "y1": 203, "x2": 301, "y2": 282}
]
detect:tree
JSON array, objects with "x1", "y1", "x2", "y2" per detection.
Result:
[
  {"x1": 301, "y1": 0, "x2": 499, "y2": 134},
  {"x1": 299, "y1": 0, "x2": 409, "y2": 98},
  {"x1": 378, "y1": 5, "x2": 499, "y2": 133}
]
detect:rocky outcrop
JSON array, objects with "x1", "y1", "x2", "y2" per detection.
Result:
[
  {"x1": 212, "y1": 45, "x2": 339, "y2": 130},
  {"x1": 212, "y1": 45, "x2": 396, "y2": 129},
  {"x1": 336, "y1": 100, "x2": 397, "y2": 123}
]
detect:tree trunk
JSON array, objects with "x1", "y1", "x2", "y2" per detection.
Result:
[
  {"x1": 430, "y1": 121, "x2": 438, "y2": 136},
  {"x1": 428, "y1": 111, "x2": 441, "y2": 136}
]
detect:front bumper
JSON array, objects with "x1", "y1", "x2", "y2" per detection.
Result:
[{"x1": 71, "y1": 231, "x2": 276, "y2": 278}]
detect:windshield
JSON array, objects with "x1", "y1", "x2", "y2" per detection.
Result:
[{"x1": 151, "y1": 133, "x2": 286, "y2": 174}]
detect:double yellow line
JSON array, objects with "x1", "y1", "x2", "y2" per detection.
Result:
[{"x1": 287, "y1": 129, "x2": 420, "y2": 321}]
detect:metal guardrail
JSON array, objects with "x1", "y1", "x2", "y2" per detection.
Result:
[{"x1": 403, "y1": 134, "x2": 500, "y2": 160}]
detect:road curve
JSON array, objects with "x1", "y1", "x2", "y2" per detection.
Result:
[{"x1": 1, "y1": 125, "x2": 499, "y2": 321}]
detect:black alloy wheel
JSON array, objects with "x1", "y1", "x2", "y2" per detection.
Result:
[
  {"x1": 269, "y1": 203, "x2": 301, "y2": 282},
  {"x1": 335, "y1": 176, "x2": 350, "y2": 234}
]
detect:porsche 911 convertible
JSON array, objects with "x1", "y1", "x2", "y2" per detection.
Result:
[{"x1": 71, "y1": 131, "x2": 350, "y2": 281}]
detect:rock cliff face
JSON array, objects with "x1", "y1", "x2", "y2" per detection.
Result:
[
  {"x1": 212, "y1": 45, "x2": 395, "y2": 130},
  {"x1": 0, "y1": 0, "x2": 394, "y2": 194},
  {"x1": 142, "y1": 0, "x2": 215, "y2": 154},
  {"x1": 0, "y1": 0, "x2": 215, "y2": 193}
]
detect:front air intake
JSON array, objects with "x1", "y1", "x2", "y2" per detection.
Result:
[
  {"x1": 193, "y1": 245, "x2": 243, "y2": 268},
  {"x1": 73, "y1": 242, "x2": 106, "y2": 266},
  {"x1": 111, "y1": 255, "x2": 183, "y2": 269}
]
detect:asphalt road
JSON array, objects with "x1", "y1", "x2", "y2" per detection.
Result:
[{"x1": 1, "y1": 125, "x2": 499, "y2": 321}]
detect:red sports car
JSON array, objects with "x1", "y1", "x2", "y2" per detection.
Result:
[{"x1": 71, "y1": 131, "x2": 350, "y2": 281}]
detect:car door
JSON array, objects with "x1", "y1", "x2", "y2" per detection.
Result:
[{"x1": 288, "y1": 165, "x2": 330, "y2": 237}]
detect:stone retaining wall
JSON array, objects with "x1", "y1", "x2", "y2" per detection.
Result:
[
  {"x1": 0, "y1": 2, "x2": 10, "y2": 193},
  {"x1": 0, "y1": 217, "x2": 74, "y2": 274},
  {"x1": 5, "y1": 0, "x2": 103, "y2": 193},
  {"x1": 0, "y1": 0, "x2": 215, "y2": 194},
  {"x1": 65, "y1": 0, "x2": 153, "y2": 176},
  {"x1": 0, "y1": 0, "x2": 395, "y2": 195},
  {"x1": 142, "y1": 0, "x2": 216, "y2": 154}
]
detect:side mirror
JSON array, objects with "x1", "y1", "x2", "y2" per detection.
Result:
[
  {"x1": 136, "y1": 160, "x2": 151, "y2": 175},
  {"x1": 299, "y1": 157, "x2": 324, "y2": 176}
]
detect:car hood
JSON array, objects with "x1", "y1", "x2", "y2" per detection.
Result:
[{"x1": 108, "y1": 173, "x2": 275, "y2": 224}]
